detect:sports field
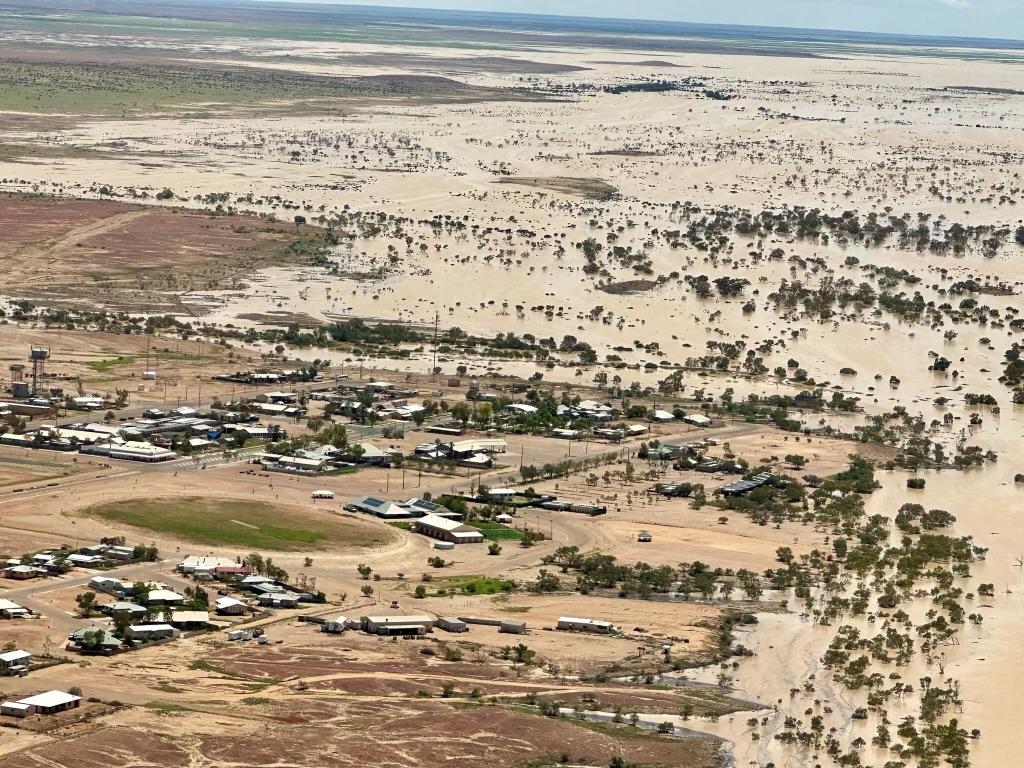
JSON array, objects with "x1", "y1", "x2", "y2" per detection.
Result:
[{"x1": 83, "y1": 496, "x2": 394, "y2": 551}]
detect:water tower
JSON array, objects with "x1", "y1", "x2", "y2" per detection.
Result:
[{"x1": 29, "y1": 346, "x2": 49, "y2": 396}]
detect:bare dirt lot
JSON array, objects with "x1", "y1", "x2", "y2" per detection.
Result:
[{"x1": 0, "y1": 194, "x2": 323, "y2": 311}]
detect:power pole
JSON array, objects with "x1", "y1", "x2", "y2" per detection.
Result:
[{"x1": 431, "y1": 310, "x2": 440, "y2": 379}]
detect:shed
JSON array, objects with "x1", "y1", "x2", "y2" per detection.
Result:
[
  {"x1": 322, "y1": 616, "x2": 350, "y2": 634},
  {"x1": 361, "y1": 614, "x2": 434, "y2": 635},
  {"x1": 499, "y1": 620, "x2": 527, "y2": 635},
  {"x1": 436, "y1": 617, "x2": 468, "y2": 633}
]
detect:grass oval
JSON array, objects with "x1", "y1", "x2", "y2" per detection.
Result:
[{"x1": 82, "y1": 496, "x2": 392, "y2": 551}]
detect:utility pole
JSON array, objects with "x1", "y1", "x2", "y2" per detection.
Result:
[{"x1": 431, "y1": 309, "x2": 439, "y2": 379}]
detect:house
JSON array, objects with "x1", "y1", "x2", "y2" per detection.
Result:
[
  {"x1": 67, "y1": 627, "x2": 123, "y2": 654},
  {"x1": 100, "y1": 601, "x2": 147, "y2": 619},
  {"x1": 214, "y1": 565, "x2": 254, "y2": 581},
  {"x1": 127, "y1": 624, "x2": 180, "y2": 642},
  {"x1": 179, "y1": 555, "x2": 237, "y2": 574},
  {"x1": 3, "y1": 564, "x2": 44, "y2": 580},
  {"x1": 360, "y1": 614, "x2": 434, "y2": 636},
  {"x1": 67, "y1": 553, "x2": 107, "y2": 567},
  {"x1": 105, "y1": 545, "x2": 136, "y2": 561},
  {"x1": 652, "y1": 409, "x2": 676, "y2": 422},
  {"x1": 258, "y1": 593, "x2": 300, "y2": 608},
  {"x1": 0, "y1": 650, "x2": 31, "y2": 674},
  {"x1": 169, "y1": 611, "x2": 210, "y2": 628},
  {"x1": 551, "y1": 428, "x2": 582, "y2": 440},
  {"x1": 3, "y1": 690, "x2": 80, "y2": 716},
  {"x1": 412, "y1": 514, "x2": 484, "y2": 544},
  {"x1": 143, "y1": 589, "x2": 185, "y2": 606},
  {"x1": 89, "y1": 575, "x2": 132, "y2": 597},
  {"x1": 682, "y1": 413, "x2": 713, "y2": 427},
  {"x1": 214, "y1": 597, "x2": 249, "y2": 616},
  {"x1": 556, "y1": 616, "x2": 613, "y2": 634},
  {"x1": 0, "y1": 598, "x2": 30, "y2": 619}
]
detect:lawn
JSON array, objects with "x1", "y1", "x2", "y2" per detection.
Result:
[
  {"x1": 432, "y1": 576, "x2": 510, "y2": 595},
  {"x1": 83, "y1": 496, "x2": 392, "y2": 551},
  {"x1": 475, "y1": 521, "x2": 524, "y2": 541}
]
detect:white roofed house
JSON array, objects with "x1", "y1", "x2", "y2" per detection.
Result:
[
  {"x1": 2, "y1": 690, "x2": 81, "y2": 716},
  {"x1": 179, "y1": 555, "x2": 237, "y2": 574},
  {"x1": 0, "y1": 650, "x2": 32, "y2": 674},
  {"x1": 143, "y1": 588, "x2": 185, "y2": 606},
  {"x1": 412, "y1": 514, "x2": 485, "y2": 544},
  {"x1": 214, "y1": 596, "x2": 249, "y2": 615}
]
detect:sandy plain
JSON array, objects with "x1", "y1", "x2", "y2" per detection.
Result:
[{"x1": 0, "y1": 5, "x2": 1023, "y2": 768}]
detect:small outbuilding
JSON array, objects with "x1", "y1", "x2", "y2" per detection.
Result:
[
  {"x1": 499, "y1": 619, "x2": 527, "y2": 635},
  {"x1": 436, "y1": 617, "x2": 469, "y2": 633},
  {"x1": 556, "y1": 616, "x2": 613, "y2": 634}
]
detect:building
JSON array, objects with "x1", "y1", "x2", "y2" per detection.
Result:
[
  {"x1": 436, "y1": 617, "x2": 468, "y2": 633},
  {"x1": 0, "y1": 650, "x2": 31, "y2": 674},
  {"x1": 88, "y1": 575, "x2": 133, "y2": 597},
  {"x1": 3, "y1": 564, "x2": 44, "y2": 580},
  {"x1": 67, "y1": 628, "x2": 123, "y2": 654},
  {"x1": 3, "y1": 690, "x2": 80, "y2": 716},
  {"x1": 360, "y1": 614, "x2": 434, "y2": 636},
  {"x1": 556, "y1": 616, "x2": 613, "y2": 634},
  {"x1": 683, "y1": 413, "x2": 713, "y2": 427},
  {"x1": 100, "y1": 601, "x2": 147, "y2": 619},
  {"x1": 144, "y1": 588, "x2": 185, "y2": 606},
  {"x1": 215, "y1": 597, "x2": 249, "y2": 616},
  {"x1": 322, "y1": 616, "x2": 349, "y2": 633},
  {"x1": 127, "y1": 624, "x2": 180, "y2": 642},
  {"x1": 499, "y1": 619, "x2": 527, "y2": 635},
  {"x1": 0, "y1": 598, "x2": 30, "y2": 619},
  {"x1": 721, "y1": 473, "x2": 776, "y2": 498},
  {"x1": 169, "y1": 611, "x2": 210, "y2": 628},
  {"x1": 412, "y1": 514, "x2": 484, "y2": 544},
  {"x1": 347, "y1": 496, "x2": 409, "y2": 518},
  {"x1": 179, "y1": 555, "x2": 237, "y2": 574}
]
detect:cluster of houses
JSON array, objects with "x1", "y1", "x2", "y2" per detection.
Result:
[
  {"x1": 412, "y1": 437, "x2": 507, "y2": 469},
  {"x1": 0, "y1": 404, "x2": 285, "y2": 463},
  {"x1": 345, "y1": 496, "x2": 487, "y2": 546},
  {"x1": 258, "y1": 440, "x2": 395, "y2": 475},
  {"x1": 3, "y1": 541, "x2": 151, "y2": 582},
  {"x1": 178, "y1": 555, "x2": 321, "y2": 609}
]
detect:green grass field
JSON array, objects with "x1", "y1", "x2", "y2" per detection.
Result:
[
  {"x1": 432, "y1": 575, "x2": 509, "y2": 595},
  {"x1": 475, "y1": 521, "x2": 523, "y2": 541},
  {"x1": 84, "y1": 496, "x2": 391, "y2": 551}
]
